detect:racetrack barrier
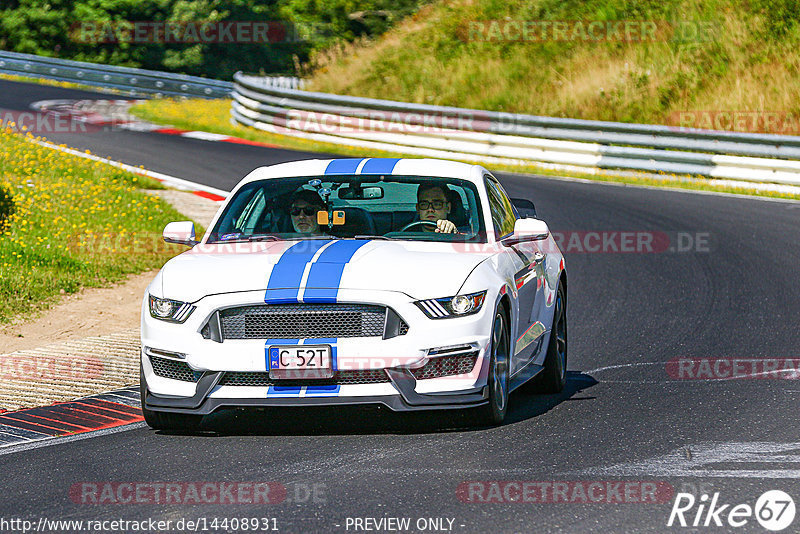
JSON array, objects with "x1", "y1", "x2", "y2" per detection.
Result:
[
  {"x1": 4, "y1": 51, "x2": 799, "y2": 185},
  {"x1": 231, "y1": 72, "x2": 800, "y2": 186},
  {"x1": 0, "y1": 51, "x2": 302, "y2": 99}
]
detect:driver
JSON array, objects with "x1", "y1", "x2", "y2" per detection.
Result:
[
  {"x1": 416, "y1": 184, "x2": 457, "y2": 233},
  {"x1": 289, "y1": 189, "x2": 327, "y2": 235}
]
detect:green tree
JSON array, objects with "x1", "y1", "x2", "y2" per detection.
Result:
[{"x1": 0, "y1": 0, "x2": 429, "y2": 78}]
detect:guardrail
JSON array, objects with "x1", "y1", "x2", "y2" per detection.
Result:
[
  {"x1": 0, "y1": 50, "x2": 234, "y2": 98},
  {"x1": 231, "y1": 72, "x2": 800, "y2": 186}
]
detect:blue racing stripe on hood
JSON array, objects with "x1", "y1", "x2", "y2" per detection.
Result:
[
  {"x1": 303, "y1": 240, "x2": 370, "y2": 303},
  {"x1": 265, "y1": 240, "x2": 331, "y2": 303},
  {"x1": 360, "y1": 158, "x2": 400, "y2": 174},
  {"x1": 324, "y1": 158, "x2": 364, "y2": 174}
]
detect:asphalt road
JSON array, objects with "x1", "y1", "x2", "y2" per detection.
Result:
[{"x1": 2, "y1": 79, "x2": 800, "y2": 533}]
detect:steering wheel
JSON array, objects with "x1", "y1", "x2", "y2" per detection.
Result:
[{"x1": 399, "y1": 220, "x2": 437, "y2": 232}]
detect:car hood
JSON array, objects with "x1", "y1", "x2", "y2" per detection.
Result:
[{"x1": 159, "y1": 239, "x2": 494, "y2": 302}]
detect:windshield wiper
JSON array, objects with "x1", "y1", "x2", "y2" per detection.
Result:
[
  {"x1": 354, "y1": 235, "x2": 394, "y2": 240},
  {"x1": 247, "y1": 235, "x2": 284, "y2": 241},
  {"x1": 210, "y1": 235, "x2": 283, "y2": 243}
]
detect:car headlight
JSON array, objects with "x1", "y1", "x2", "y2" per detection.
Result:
[
  {"x1": 415, "y1": 291, "x2": 487, "y2": 319},
  {"x1": 148, "y1": 295, "x2": 195, "y2": 323}
]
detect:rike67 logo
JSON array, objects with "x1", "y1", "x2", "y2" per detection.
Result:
[{"x1": 668, "y1": 490, "x2": 795, "y2": 531}]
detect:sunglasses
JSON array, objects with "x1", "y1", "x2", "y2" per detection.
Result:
[
  {"x1": 290, "y1": 207, "x2": 318, "y2": 216},
  {"x1": 417, "y1": 200, "x2": 447, "y2": 210}
]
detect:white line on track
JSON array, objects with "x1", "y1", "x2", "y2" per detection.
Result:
[
  {"x1": 580, "y1": 441, "x2": 800, "y2": 479},
  {"x1": 26, "y1": 137, "x2": 229, "y2": 198},
  {"x1": 585, "y1": 362, "x2": 668, "y2": 374}
]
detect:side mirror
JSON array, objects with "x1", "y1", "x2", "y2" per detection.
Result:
[
  {"x1": 163, "y1": 221, "x2": 198, "y2": 246},
  {"x1": 511, "y1": 198, "x2": 536, "y2": 218},
  {"x1": 502, "y1": 218, "x2": 549, "y2": 246}
]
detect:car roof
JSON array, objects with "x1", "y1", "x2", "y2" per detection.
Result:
[{"x1": 235, "y1": 158, "x2": 487, "y2": 190}]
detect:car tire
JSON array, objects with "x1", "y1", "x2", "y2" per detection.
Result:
[
  {"x1": 526, "y1": 282, "x2": 567, "y2": 394},
  {"x1": 139, "y1": 366, "x2": 202, "y2": 431},
  {"x1": 474, "y1": 305, "x2": 510, "y2": 426}
]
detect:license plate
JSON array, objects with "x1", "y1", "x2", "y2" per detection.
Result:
[{"x1": 269, "y1": 345, "x2": 333, "y2": 379}]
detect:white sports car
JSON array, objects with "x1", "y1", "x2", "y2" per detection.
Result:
[{"x1": 140, "y1": 158, "x2": 567, "y2": 429}]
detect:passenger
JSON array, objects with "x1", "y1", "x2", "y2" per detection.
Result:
[
  {"x1": 416, "y1": 184, "x2": 457, "y2": 233},
  {"x1": 289, "y1": 189, "x2": 327, "y2": 236}
]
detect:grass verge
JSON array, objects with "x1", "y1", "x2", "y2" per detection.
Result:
[
  {"x1": 0, "y1": 128, "x2": 192, "y2": 323},
  {"x1": 130, "y1": 97, "x2": 800, "y2": 201}
]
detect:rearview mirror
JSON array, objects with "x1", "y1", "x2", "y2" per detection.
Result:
[
  {"x1": 502, "y1": 218, "x2": 549, "y2": 246},
  {"x1": 163, "y1": 221, "x2": 198, "y2": 246},
  {"x1": 338, "y1": 186, "x2": 384, "y2": 200}
]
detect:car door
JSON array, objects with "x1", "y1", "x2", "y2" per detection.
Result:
[{"x1": 485, "y1": 175, "x2": 546, "y2": 375}]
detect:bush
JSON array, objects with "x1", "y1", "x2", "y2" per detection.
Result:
[{"x1": 0, "y1": 185, "x2": 13, "y2": 234}]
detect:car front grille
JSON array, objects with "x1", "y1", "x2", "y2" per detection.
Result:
[
  {"x1": 211, "y1": 304, "x2": 406, "y2": 340},
  {"x1": 149, "y1": 355, "x2": 202, "y2": 383},
  {"x1": 410, "y1": 351, "x2": 480, "y2": 380},
  {"x1": 219, "y1": 369, "x2": 390, "y2": 387}
]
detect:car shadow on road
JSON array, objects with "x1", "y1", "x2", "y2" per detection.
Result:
[
  {"x1": 161, "y1": 371, "x2": 598, "y2": 437},
  {"x1": 503, "y1": 371, "x2": 598, "y2": 426}
]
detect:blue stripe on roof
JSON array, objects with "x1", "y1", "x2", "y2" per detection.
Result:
[
  {"x1": 303, "y1": 240, "x2": 370, "y2": 303},
  {"x1": 324, "y1": 158, "x2": 364, "y2": 175},
  {"x1": 360, "y1": 158, "x2": 400, "y2": 174}
]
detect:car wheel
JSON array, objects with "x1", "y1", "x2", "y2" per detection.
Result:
[
  {"x1": 474, "y1": 306, "x2": 510, "y2": 426},
  {"x1": 528, "y1": 283, "x2": 567, "y2": 394},
  {"x1": 139, "y1": 365, "x2": 202, "y2": 431}
]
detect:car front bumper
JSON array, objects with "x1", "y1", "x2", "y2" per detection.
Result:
[
  {"x1": 141, "y1": 287, "x2": 497, "y2": 415},
  {"x1": 142, "y1": 368, "x2": 489, "y2": 415}
]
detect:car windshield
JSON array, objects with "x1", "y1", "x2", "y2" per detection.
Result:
[{"x1": 207, "y1": 175, "x2": 486, "y2": 243}]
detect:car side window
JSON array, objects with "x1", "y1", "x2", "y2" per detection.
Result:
[{"x1": 484, "y1": 176, "x2": 516, "y2": 239}]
